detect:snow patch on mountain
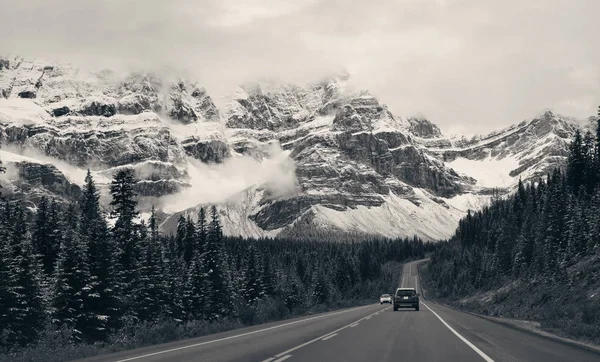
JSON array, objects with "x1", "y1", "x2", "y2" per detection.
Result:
[
  {"x1": 0, "y1": 56, "x2": 590, "y2": 241},
  {"x1": 0, "y1": 99, "x2": 50, "y2": 125},
  {"x1": 446, "y1": 156, "x2": 520, "y2": 188},
  {"x1": 312, "y1": 190, "x2": 477, "y2": 241}
]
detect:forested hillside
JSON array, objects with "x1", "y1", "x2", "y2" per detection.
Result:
[
  {"x1": 0, "y1": 164, "x2": 430, "y2": 361},
  {"x1": 427, "y1": 106, "x2": 600, "y2": 344}
]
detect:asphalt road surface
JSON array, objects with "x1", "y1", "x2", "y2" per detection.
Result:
[{"x1": 76, "y1": 260, "x2": 600, "y2": 362}]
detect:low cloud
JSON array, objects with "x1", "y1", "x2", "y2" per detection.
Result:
[
  {"x1": 0, "y1": 144, "x2": 94, "y2": 184},
  {"x1": 157, "y1": 142, "x2": 299, "y2": 213}
]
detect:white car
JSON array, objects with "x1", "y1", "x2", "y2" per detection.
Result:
[{"x1": 379, "y1": 294, "x2": 392, "y2": 304}]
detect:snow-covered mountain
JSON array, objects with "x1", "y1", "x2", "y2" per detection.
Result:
[{"x1": 0, "y1": 56, "x2": 591, "y2": 240}]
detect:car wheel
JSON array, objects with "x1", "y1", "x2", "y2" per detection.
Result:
[
  {"x1": 393, "y1": 306, "x2": 398, "y2": 311},
  {"x1": 415, "y1": 305, "x2": 419, "y2": 311}
]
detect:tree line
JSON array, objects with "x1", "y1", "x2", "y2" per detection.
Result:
[
  {"x1": 428, "y1": 106, "x2": 600, "y2": 297},
  {"x1": 0, "y1": 166, "x2": 431, "y2": 352}
]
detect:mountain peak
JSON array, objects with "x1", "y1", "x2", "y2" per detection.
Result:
[{"x1": 0, "y1": 55, "x2": 586, "y2": 241}]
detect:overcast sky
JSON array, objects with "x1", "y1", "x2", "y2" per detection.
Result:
[{"x1": 1, "y1": 0, "x2": 598, "y2": 135}]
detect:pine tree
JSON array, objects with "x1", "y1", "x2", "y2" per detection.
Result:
[
  {"x1": 567, "y1": 129, "x2": 586, "y2": 194},
  {"x1": 0, "y1": 204, "x2": 14, "y2": 348},
  {"x1": 3, "y1": 204, "x2": 46, "y2": 347},
  {"x1": 109, "y1": 168, "x2": 140, "y2": 321},
  {"x1": 204, "y1": 206, "x2": 231, "y2": 320},
  {"x1": 582, "y1": 130, "x2": 597, "y2": 194},
  {"x1": 175, "y1": 215, "x2": 186, "y2": 259},
  {"x1": 197, "y1": 207, "x2": 207, "y2": 253},
  {"x1": 262, "y1": 254, "x2": 276, "y2": 297},
  {"x1": 80, "y1": 170, "x2": 119, "y2": 338},
  {"x1": 183, "y1": 215, "x2": 197, "y2": 264},
  {"x1": 136, "y1": 209, "x2": 166, "y2": 322},
  {"x1": 32, "y1": 196, "x2": 57, "y2": 275},
  {"x1": 51, "y1": 204, "x2": 95, "y2": 343},
  {"x1": 242, "y1": 245, "x2": 264, "y2": 305},
  {"x1": 184, "y1": 250, "x2": 209, "y2": 320},
  {"x1": 162, "y1": 236, "x2": 186, "y2": 321}
]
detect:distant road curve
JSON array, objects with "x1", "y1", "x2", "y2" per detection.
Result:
[{"x1": 76, "y1": 259, "x2": 600, "y2": 362}]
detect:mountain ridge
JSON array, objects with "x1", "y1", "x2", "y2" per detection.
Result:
[{"x1": 0, "y1": 56, "x2": 592, "y2": 240}]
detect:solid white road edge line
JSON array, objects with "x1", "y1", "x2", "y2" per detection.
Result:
[
  {"x1": 274, "y1": 307, "x2": 387, "y2": 358},
  {"x1": 322, "y1": 333, "x2": 338, "y2": 341},
  {"x1": 422, "y1": 303, "x2": 495, "y2": 362},
  {"x1": 273, "y1": 355, "x2": 292, "y2": 362},
  {"x1": 113, "y1": 304, "x2": 374, "y2": 362}
]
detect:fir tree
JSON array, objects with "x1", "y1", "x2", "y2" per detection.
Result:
[
  {"x1": 204, "y1": 206, "x2": 231, "y2": 319},
  {"x1": 3, "y1": 205, "x2": 46, "y2": 347},
  {"x1": 162, "y1": 236, "x2": 186, "y2": 321},
  {"x1": 567, "y1": 129, "x2": 586, "y2": 194},
  {"x1": 242, "y1": 245, "x2": 264, "y2": 305},
  {"x1": 109, "y1": 168, "x2": 140, "y2": 321},
  {"x1": 51, "y1": 204, "x2": 95, "y2": 343},
  {"x1": 32, "y1": 196, "x2": 56, "y2": 275},
  {"x1": 80, "y1": 170, "x2": 119, "y2": 338},
  {"x1": 136, "y1": 211, "x2": 166, "y2": 322},
  {"x1": 184, "y1": 250, "x2": 209, "y2": 320},
  {"x1": 196, "y1": 207, "x2": 207, "y2": 253},
  {"x1": 175, "y1": 215, "x2": 186, "y2": 259},
  {"x1": 183, "y1": 215, "x2": 196, "y2": 265}
]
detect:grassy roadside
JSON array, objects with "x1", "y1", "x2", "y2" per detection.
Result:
[{"x1": 418, "y1": 261, "x2": 600, "y2": 352}]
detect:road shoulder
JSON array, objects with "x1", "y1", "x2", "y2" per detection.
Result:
[{"x1": 416, "y1": 261, "x2": 600, "y2": 357}]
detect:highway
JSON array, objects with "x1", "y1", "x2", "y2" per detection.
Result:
[{"x1": 76, "y1": 260, "x2": 600, "y2": 362}]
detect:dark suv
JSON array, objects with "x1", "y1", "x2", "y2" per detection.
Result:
[{"x1": 393, "y1": 288, "x2": 419, "y2": 311}]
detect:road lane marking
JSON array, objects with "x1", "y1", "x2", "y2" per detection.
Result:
[
  {"x1": 349, "y1": 323, "x2": 359, "y2": 328},
  {"x1": 322, "y1": 333, "x2": 338, "y2": 341},
  {"x1": 112, "y1": 304, "x2": 375, "y2": 362},
  {"x1": 273, "y1": 355, "x2": 292, "y2": 362},
  {"x1": 365, "y1": 316, "x2": 371, "y2": 320},
  {"x1": 422, "y1": 303, "x2": 495, "y2": 362},
  {"x1": 274, "y1": 307, "x2": 387, "y2": 358},
  {"x1": 412, "y1": 259, "x2": 493, "y2": 362},
  {"x1": 261, "y1": 358, "x2": 275, "y2": 362}
]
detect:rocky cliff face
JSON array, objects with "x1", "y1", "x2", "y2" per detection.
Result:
[{"x1": 0, "y1": 56, "x2": 587, "y2": 240}]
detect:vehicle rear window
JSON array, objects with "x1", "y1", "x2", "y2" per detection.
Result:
[
  {"x1": 396, "y1": 290, "x2": 416, "y2": 297},
  {"x1": 381, "y1": 294, "x2": 390, "y2": 297}
]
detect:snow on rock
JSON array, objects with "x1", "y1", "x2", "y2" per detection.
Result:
[
  {"x1": 0, "y1": 99, "x2": 50, "y2": 125},
  {"x1": 446, "y1": 156, "x2": 520, "y2": 189},
  {"x1": 0, "y1": 56, "x2": 585, "y2": 241}
]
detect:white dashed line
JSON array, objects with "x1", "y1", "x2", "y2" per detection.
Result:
[
  {"x1": 322, "y1": 333, "x2": 338, "y2": 341},
  {"x1": 272, "y1": 355, "x2": 292, "y2": 362},
  {"x1": 350, "y1": 323, "x2": 359, "y2": 328},
  {"x1": 112, "y1": 305, "x2": 373, "y2": 362},
  {"x1": 272, "y1": 307, "x2": 386, "y2": 358}
]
